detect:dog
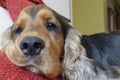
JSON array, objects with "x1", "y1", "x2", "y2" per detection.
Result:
[{"x1": 1, "y1": 4, "x2": 120, "y2": 80}]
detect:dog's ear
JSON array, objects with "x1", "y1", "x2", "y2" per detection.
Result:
[
  {"x1": 62, "y1": 28, "x2": 97, "y2": 80},
  {"x1": 62, "y1": 28, "x2": 84, "y2": 79},
  {"x1": 58, "y1": 17, "x2": 97, "y2": 79},
  {"x1": 0, "y1": 26, "x2": 13, "y2": 50}
]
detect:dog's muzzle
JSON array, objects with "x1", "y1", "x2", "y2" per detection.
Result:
[{"x1": 20, "y1": 37, "x2": 45, "y2": 56}]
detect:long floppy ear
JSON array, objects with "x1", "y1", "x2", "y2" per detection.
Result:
[
  {"x1": 62, "y1": 28, "x2": 84, "y2": 79},
  {"x1": 62, "y1": 28, "x2": 97, "y2": 80},
  {"x1": 54, "y1": 11, "x2": 96, "y2": 79},
  {"x1": 0, "y1": 27, "x2": 12, "y2": 50}
]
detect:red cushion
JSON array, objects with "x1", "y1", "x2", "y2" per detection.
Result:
[{"x1": 0, "y1": 51, "x2": 60, "y2": 80}]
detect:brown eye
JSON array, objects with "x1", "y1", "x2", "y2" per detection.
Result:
[
  {"x1": 13, "y1": 27, "x2": 23, "y2": 35},
  {"x1": 46, "y1": 22, "x2": 59, "y2": 32}
]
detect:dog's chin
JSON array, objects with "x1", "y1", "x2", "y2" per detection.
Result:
[
  {"x1": 25, "y1": 65, "x2": 46, "y2": 78},
  {"x1": 25, "y1": 64, "x2": 60, "y2": 78}
]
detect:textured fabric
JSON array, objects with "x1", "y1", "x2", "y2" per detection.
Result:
[
  {"x1": 0, "y1": 0, "x2": 44, "y2": 21},
  {"x1": 0, "y1": 0, "x2": 6, "y2": 8},
  {"x1": 0, "y1": 51, "x2": 60, "y2": 80}
]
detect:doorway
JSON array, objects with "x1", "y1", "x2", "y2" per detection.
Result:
[{"x1": 107, "y1": 0, "x2": 120, "y2": 31}]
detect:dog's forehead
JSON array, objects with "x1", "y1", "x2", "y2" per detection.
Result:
[
  {"x1": 15, "y1": 5, "x2": 57, "y2": 26},
  {"x1": 23, "y1": 5, "x2": 55, "y2": 20}
]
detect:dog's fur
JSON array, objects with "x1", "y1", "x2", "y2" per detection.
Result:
[{"x1": 1, "y1": 5, "x2": 120, "y2": 80}]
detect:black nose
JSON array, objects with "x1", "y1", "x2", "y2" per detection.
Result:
[{"x1": 20, "y1": 37, "x2": 45, "y2": 56}]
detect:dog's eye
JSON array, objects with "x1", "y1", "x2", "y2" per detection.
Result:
[
  {"x1": 46, "y1": 22, "x2": 59, "y2": 32},
  {"x1": 13, "y1": 27, "x2": 23, "y2": 35}
]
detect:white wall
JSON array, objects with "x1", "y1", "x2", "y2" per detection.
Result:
[
  {"x1": 43, "y1": 0, "x2": 72, "y2": 22},
  {"x1": 0, "y1": 7, "x2": 13, "y2": 49}
]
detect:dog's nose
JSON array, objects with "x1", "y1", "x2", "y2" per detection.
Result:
[{"x1": 20, "y1": 37, "x2": 45, "y2": 56}]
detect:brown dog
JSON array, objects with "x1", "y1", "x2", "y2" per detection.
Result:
[
  {"x1": 1, "y1": 5, "x2": 67, "y2": 78},
  {"x1": 1, "y1": 5, "x2": 120, "y2": 80}
]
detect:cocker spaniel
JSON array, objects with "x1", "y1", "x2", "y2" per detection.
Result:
[{"x1": 1, "y1": 5, "x2": 120, "y2": 80}]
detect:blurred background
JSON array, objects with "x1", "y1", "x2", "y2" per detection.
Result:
[{"x1": 73, "y1": 0, "x2": 120, "y2": 34}]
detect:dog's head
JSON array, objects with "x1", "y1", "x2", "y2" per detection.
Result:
[{"x1": 1, "y1": 5, "x2": 82, "y2": 79}]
